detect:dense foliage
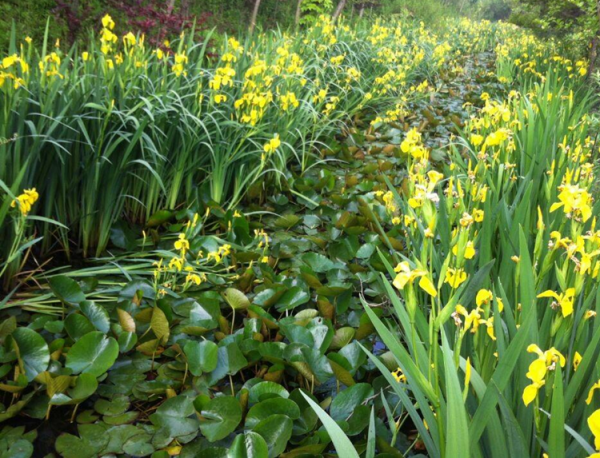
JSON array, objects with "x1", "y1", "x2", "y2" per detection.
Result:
[
  {"x1": 1, "y1": 4, "x2": 600, "y2": 458},
  {"x1": 509, "y1": 0, "x2": 600, "y2": 71},
  {"x1": 0, "y1": 13, "x2": 449, "y2": 272},
  {"x1": 0, "y1": 0, "x2": 497, "y2": 51}
]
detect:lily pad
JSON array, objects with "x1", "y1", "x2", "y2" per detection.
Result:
[
  {"x1": 195, "y1": 395, "x2": 242, "y2": 442},
  {"x1": 65, "y1": 331, "x2": 119, "y2": 377},
  {"x1": 252, "y1": 414, "x2": 293, "y2": 458},
  {"x1": 12, "y1": 328, "x2": 50, "y2": 382},
  {"x1": 49, "y1": 275, "x2": 86, "y2": 305},
  {"x1": 245, "y1": 398, "x2": 300, "y2": 429},
  {"x1": 228, "y1": 431, "x2": 269, "y2": 458},
  {"x1": 184, "y1": 340, "x2": 218, "y2": 376}
]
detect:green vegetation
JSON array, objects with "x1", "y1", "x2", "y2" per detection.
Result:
[
  {"x1": 1, "y1": 3, "x2": 600, "y2": 458},
  {"x1": 0, "y1": 0, "x2": 507, "y2": 52},
  {"x1": 509, "y1": 0, "x2": 600, "y2": 72}
]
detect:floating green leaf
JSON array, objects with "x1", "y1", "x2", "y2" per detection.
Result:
[
  {"x1": 195, "y1": 395, "x2": 242, "y2": 442},
  {"x1": 65, "y1": 331, "x2": 119, "y2": 377},
  {"x1": 12, "y1": 328, "x2": 50, "y2": 382}
]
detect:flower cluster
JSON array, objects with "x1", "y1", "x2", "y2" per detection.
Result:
[
  {"x1": 522, "y1": 345, "x2": 565, "y2": 406},
  {"x1": 11, "y1": 188, "x2": 39, "y2": 216}
]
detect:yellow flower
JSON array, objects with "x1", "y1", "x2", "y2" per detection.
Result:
[
  {"x1": 537, "y1": 288, "x2": 575, "y2": 317},
  {"x1": 537, "y1": 207, "x2": 544, "y2": 231},
  {"x1": 185, "y1": 273, "x2": 205, "y2": 285},
  {"x1": 382, "y1": 191, "x2": 396, "y2": 213},
  {"x1": 587, "y1": 380, "x2": 600, "y2": 405},
  {"x1": 496, "y1": 297, "x2": 504, "y2": 312},
  {"x1": 102, "y1": 14, "x2": 115, "y2": 30},
  {"x1": 465, "y1": 357, "x2": 472, "y2": 388},
  {"x1": 453, "y1": 241, "x2": 476, "y2": 259},
  {"x1": 2, "y1": 54, "x2": 18, "y2": 69},
  {"x1": 527, "y1": 344, "x2": 566, "y2": 367},
  {"x1": 550, "y1": 184, "x2": 593, "y2": 222},
  {"x1": 280, "y1": 92, "x2": 299, "y2": 111},
  {"x1": 393, "y1": 261, "x2": 437, "y2": 297},
  {"x1": 82, "y1": 51, "x2": 89, "y2": 61},
  {"x1": 174, "y1": 233, "x2": 190, "y2": 253},
  {"x1": 484, "y1": 317, "x2": 496, "y2": 340},
  {"x1": 123, "y1": 32, "x2": 136, "y2": 47},
  {"x1": 207, "y1": 244, "x2": 232, "y2": 264},
  {"x1": 404, "y1": 215, "x2": 415, "y2": 227},
  {"x1": 228, "y1": 37, "x2": 242, "y2": 52},
  {"x1": 473, "y1": 209, "x2": 484, "y2": 222},
  {"x1": 460, "y1": 212, "x2": 474, "y2": 227},
  {"x1": 330, "y1": 54, "x2": 345, "y2": 66},
  {"x1": 476, "y1": 289, "x2": 493, "y2": 307},
  {"x1": 470, "y1": 134, "x2": 484, "y2": 146},
  {"x1": 427, "y1": 170, "x2": 444, "y2": 186},
  {"x1": 264, "y1": 134, "x2": 281, "y2": 154},
  {"x1": 523, "y1": 358, "x2": 547, "y2": 406},
  {"x1": 400, "y1": 128, "x2": 427, "y2": 159},
  {"x1": 485, "y1": 128, "x2": 509, "y2": 147},
  {"x1": 522, "y1": 380, "x2": 545, "y2": 406},
  {"x1": 168, "y1": 257, "x2": 184, "y2": 271},
  {"x1": 588, "y1": 409, "x2": 600, "y2": 450},
  {"x1": 172, "y1": 52, "x2": 188, "y2": 77},
  {"x1": 10, "y1": 188, "x2": 39, "y2": 216},
  {"x1": 573, "y1": 351, "x2": 583, "y2": 371},
  {"x1": 214, "y1": 94, "x2": 228, "y2": 104},
  {"x1": 222, "y1": 52, "x2": 237, "y2": 63},
  {"x1": 453, "y1": 305, "x2": 484, "y2": 333},
  {"x1": 444, "y1": 268, "x2": 467, "y2": 288}
]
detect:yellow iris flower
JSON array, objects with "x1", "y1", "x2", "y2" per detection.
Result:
[
  {"x1": 264, "y1": 134, "x2": 281, "y2": 154},
  {"x1": 452, "y1": 240, "x2": 476, "y2": 259},
  {"x1": 523, "y1": 344, "x2": 566, "y2": 406},
  {"x1": 589, "y1": 409, "x2": 600, "y2": 451},
  {"x1": 174, "y1": 234, "x2": 190, "y2": 253},
  {"x1": 11, "y1": 188, "x2": 39, "y2": 216},
  {"x1": 393, "y1": 261, "x2": 437, "y2": 297},
  {"x1": 550, "y1": 184, "x2": 593, "y2": 222},
  {"x1": 573, "y1": 351, "x2": 582, "y2": 371},
  {"x1": 537, "y1": 288, "x2": 575, "y2": 317},
  {"x1": 444, "y1": 268, "x2": 467, "y2": 288},
  {"x1": 476, "y1": 289, "x2": 493, "y2": 307}
]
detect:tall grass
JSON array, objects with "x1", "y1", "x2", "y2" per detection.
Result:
[
  {"x1": 359, "y1": 53, "x2": 599, "y2": 456},
  {"x1": 0, "y1": 15, "x2": 456, "y2": 273}
]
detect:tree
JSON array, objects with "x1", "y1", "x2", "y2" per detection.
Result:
[
  {"x1": 510, "y1": 0, "x2": 600, "y2": 74},
  {"x1": 332, "y1": 0, "x2": 348, "y2": 21},
  {"x1": 249, "y1": 0, "x2": 262, "y2": 33},
  {"x1": 296, "y1": 0, "x2": 304, "y2": 26}
]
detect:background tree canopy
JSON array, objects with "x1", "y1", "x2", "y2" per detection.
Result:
[
  {"x1": 1, "y1": 0, "x2": 598, "y2": 70},
  {"x1": 508, "y1": 0, "x2": 600, "y2": 73}
]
